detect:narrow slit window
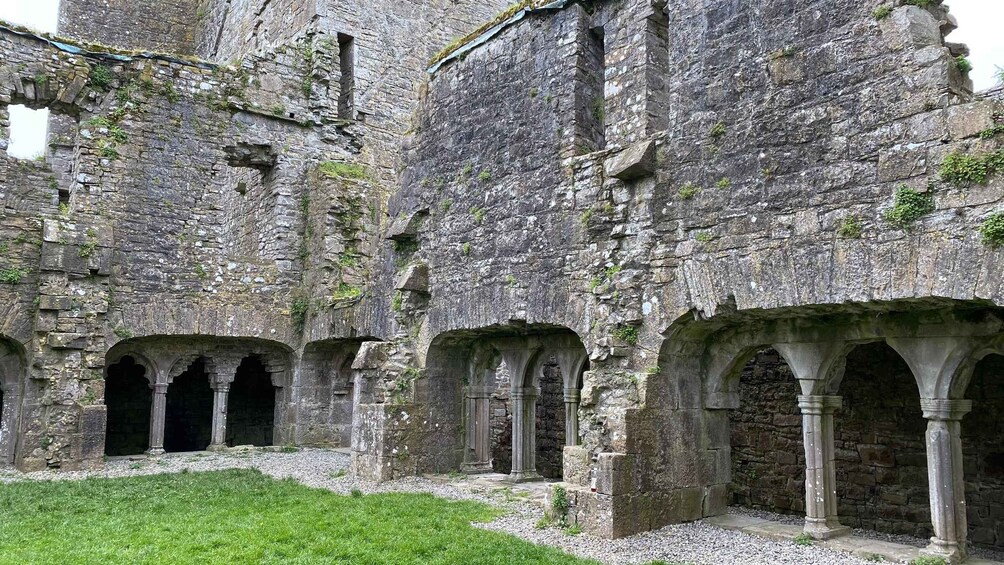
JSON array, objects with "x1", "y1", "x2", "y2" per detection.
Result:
[
  {"x1": 575, "y1": 26, "x2": 606, "y2": 152},
  {"x1": 338, "y1": 33, "x2": 356, "y2": 120}
]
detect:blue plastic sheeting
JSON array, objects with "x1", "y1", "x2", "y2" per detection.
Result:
[
  {"x1": 427, "y1": 0, "x2": 575, "y2": 74},
  {"x1": 0, "y1": 23, "x2": 217, "y2": 70}
]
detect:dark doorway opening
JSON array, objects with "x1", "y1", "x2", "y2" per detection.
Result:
[
  {"x1": 964, "y1": 353, "x2": 1004, "y2": 549},
  {"x1": 105, "y1": 356, "x2": 152, "y2": 456},
  {"x1": 164, "y1": 359, "x2": 213, "y2": 452},
  {"x1": 536, "y1": 359, "x2": 565, "y2": 479},
  {"x1": 226, "y1": 356, "x2": 275, "y2": 447}
]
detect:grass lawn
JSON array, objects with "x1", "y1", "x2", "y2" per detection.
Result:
[{"x1": 0, "y1": 469, "x2": 598, "y2": 564}]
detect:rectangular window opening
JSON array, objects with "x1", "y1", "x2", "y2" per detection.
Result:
[
  {"x1": 337, "y1": 33, "x2": 356, "y2": 120},
  {"x1": 6, "y1": 105, "x2": 49, "y2": 161}
]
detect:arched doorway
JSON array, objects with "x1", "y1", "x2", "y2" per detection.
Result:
[
  {"x1": 535, "y1": 357, "x2": 566, "y2": 479},
  {"x1": 164, "y1": 358, "x2": 213, "y2": 452},
  {"x1": 835, "y1": 342, "x2": 929, "y2": 538},
  {"x1": 729, "y1": 348, "x2": 805, "y2": 514},
  {"x1": 226, "y1": 356, "x2": 275, "y2": 447},
  {"x1": 104, "y1": 356, "x2": 151, "y2": 456}
]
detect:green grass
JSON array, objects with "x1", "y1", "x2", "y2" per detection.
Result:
[{"x1": 0, "y1": 469, "x2": 597, "y2": 564}]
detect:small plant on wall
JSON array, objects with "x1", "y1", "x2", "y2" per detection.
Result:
[
  {"x1": 883, "y1": 186, "x2": 934, "y2": 229},
  {"x1": 980, "y1": 212, "x2": 1004, "y2": 248}
]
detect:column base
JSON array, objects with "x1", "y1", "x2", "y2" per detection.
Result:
[
  {"x1": 922, "y1": 538, "x2": 967, "y2": 564},
  {"x1": 803, "y1": 518, "x2": 851, "y2": 540},
  {"x1": 145, "y1": 448, "x2": 165, "y2": 456},
  {"x1": 207, "y1": 443, "x2": 228, "y2": 452},
  {"x1": 505, "y1": 470, "x2": 543, "y2": 483},
  {"x1": 461, "y1": 462, "x2": 494, "y2": 474}
]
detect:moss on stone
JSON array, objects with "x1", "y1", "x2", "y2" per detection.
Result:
[{"x1": 319, "y1": 162, "x2": 370, "y2": 181}]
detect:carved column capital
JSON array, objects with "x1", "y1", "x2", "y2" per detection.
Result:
[
  {"x1": 511, "y1": 386, "x2": 538, "y2": 399},
  {"x1": 921, "y1": 398, "x2": 972, "y2": 421},
  {"x1": 797, "y1": 395, "x2": 842, "y2": 415},
  {"x1": 563, "y1": 387, "x2": 581, "y2": 403}
]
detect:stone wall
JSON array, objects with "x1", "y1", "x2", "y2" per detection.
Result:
[{"x1": 58, "y1": 0, "x2": 201, "y2": 54}]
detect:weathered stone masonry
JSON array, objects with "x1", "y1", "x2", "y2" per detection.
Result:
[{"x1": 2, "y1": 0, "x2": 1004, "y2": 562}]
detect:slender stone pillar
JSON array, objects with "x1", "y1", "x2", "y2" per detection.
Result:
[
  {"x1": 797, "y1": 394, "x2": 849, "y2": 539},
  {"x1": 462, "y1": 385, "x2": 493, "y2": 473},
  {"x1": 920, "y1": 398, "x2": 972, "y2": 563},
  {"x1": 0, "y1": 389, "x2": 20, "y2": 465},
  {"x1": 563, "y1": 387, "x2": 580, "y2": 446},
  {"x1": 508, "y1": 386, "x2": 540, "y2": 482},
  {"x1": 146, "y1": 383, "x2": 168, "y2": 455},
  {"x1": 208, "y1": 383, "x2": 230, "y2": 451}
]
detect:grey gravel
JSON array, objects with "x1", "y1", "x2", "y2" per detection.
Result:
[{"x1": 0, "y1": 449, "x2": 941, "y2": 564}]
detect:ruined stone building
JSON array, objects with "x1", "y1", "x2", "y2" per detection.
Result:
[{"x1": 0, "y1": 0, "x2": 1002, "y2": 561}]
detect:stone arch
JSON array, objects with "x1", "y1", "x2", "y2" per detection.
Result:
[
  {"x1": 297, "y1": 339, "x2": 364, "y2": 448},
  {"x1": 414, "y1": 324, "x2": 587, "y2": 481},
  {"x1": 834, "y1": 341, "x2": 931, "y2": 538}
]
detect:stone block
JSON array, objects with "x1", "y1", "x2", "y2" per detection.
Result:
[
  {"x1": 596, "y1": 451, "x2": 636, "y2": 496},
  {"x1": 562, "y1": 445, "x2": 591, "y2": 486},
  {"x1": 604, "y1": 140, "x2": 655, "y2": 181},
  {"x1": 386, "y1": 209, "x2": 427, "y2": 241},
  {"x1": 881, "y1": 6, "x2": 942, "y2": 50},
  {"x1": 703, "y1": 483, "x2": 728, "y2": 516},
  {"x1": 946, "y1": 102, "x2": 995, "y2": 140},
  {"x1": 37, "y1": 296, "x2": 72, "y2": 311},
  {"x1": 47, "y1": 333, "x2": 86, "y2": 350},
  {"x1": 395, "y1": 263, "x2": 429, "y2": 292}
]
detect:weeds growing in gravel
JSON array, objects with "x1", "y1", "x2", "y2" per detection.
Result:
[{"x1": 792, "y1": 532, "x2": 814, "y2": 546}]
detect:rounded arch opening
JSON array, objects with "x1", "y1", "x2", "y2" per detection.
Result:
[
  {"x1": 421, "y1": 325, "x2": 587, "y2": 480},
  {"x1": 226, "y1": 355, "x2": 276, "y2": 447},
  {"x1": 729, "y1": 347, "x2": 805, "y2": 515},
  {"x1": 834, "y1": 342, "x2": 930, "y2": 538},
  {"x1": 104, "y1": 355, "x2": 152, "y2": 456},
  {"x1": 164, "y1": 358, "x2": 213, "y2": 452}
]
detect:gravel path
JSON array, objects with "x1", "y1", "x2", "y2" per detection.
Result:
[{"x1": 0, "y1": 448, "x2": 944, "y2": 564}]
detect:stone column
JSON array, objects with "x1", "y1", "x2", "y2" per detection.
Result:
[
  {"x1": 0, "y1": 388, "x2": 20, "y2": 465},
  {"x1": 508, "y1": 386, "x2": 540, "y2": 483},
  {"x1": 797, "y1": 394, "x2": 849, "y2": 539},
  {"x1": 563, "y1": 387, "x2": 580, "y2": 446},
  {"x1": 920, "y1": 398, "x2": 972, "y2": 563},
  {"x1": 146, "y1": 382, "x2": 168, "y2": 455},
  {"x1": 208, "y1": 383, "x2": 230, "y2": 451},
  {"x1": 462, "y1": 385, "x2": 493, "y2": 473}
]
